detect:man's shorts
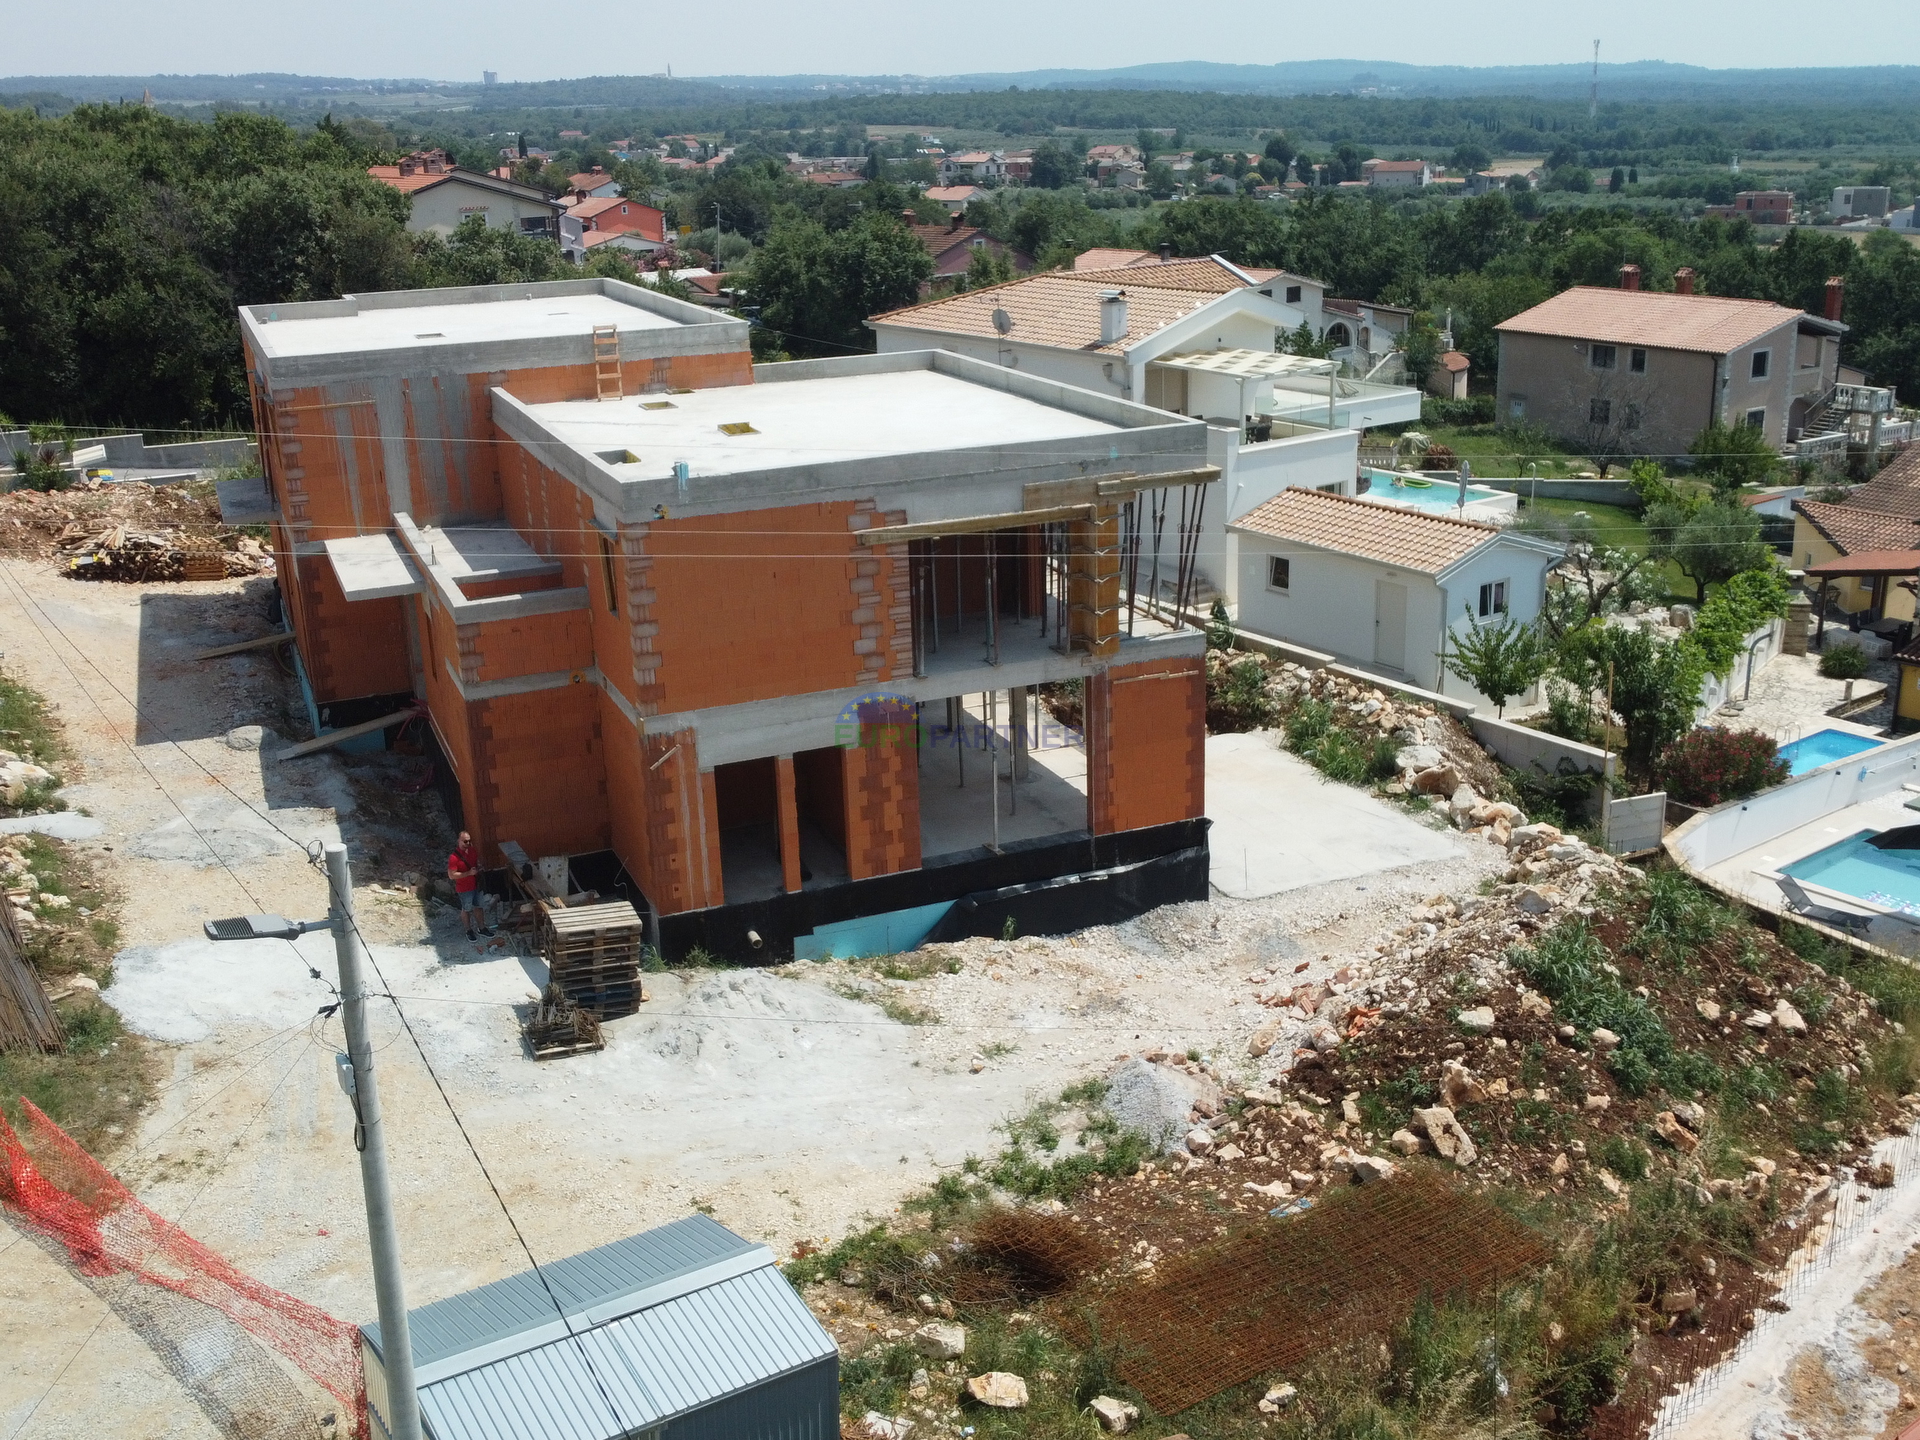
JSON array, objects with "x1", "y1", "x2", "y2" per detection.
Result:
[{"x1": 458, "y1": 889, "x2": 481, "y2": 912}]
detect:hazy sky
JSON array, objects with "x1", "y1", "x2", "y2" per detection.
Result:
[{"x1": 8, "y1": 0, "x2": 1919, "y2": 80}]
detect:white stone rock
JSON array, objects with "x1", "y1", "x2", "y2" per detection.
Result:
[
  {"x1": 1773, "y1": 999, "x2": 1807, "y2": 1034},
  {"x1": 1184, "y1": 1126, "x2": 1215, "y2": 1157},
  {"x1": 861, "y1": 1412, "x2": 914, "y2": 1439},
  {"x1": 1350, "y1": 1154, "x2": 1398, "y2": 1183},
  {"x1": 966, "y1": 1372, "x2": 1029, "y2": 1409},
  {"x1": 1089, "y1": 1396, "x2": 1139, "y2": 1432},
  {"x1": 1457, "y1": 1006, "x2": 1496, "y2": 1035},
  {"x1": 913, "y1": 1323, "x2": 967, "y2": 1360},
  {"x1": 1412, "y1": 1106, "x2": 1477, "y2": 1167},
  {"x1": 1590, "y1": 1027, "x2": 1621, "y2": 1052}
]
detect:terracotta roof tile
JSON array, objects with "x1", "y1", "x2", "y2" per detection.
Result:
[
  {"x1": 1842, "y1": 445, "x2": 1920, "y2": 514},
  {"x1": 1229, "y1": 488, "x2": 1499, "y2": 573},
  {"x1": 1495, "y1": 286, "x2": 1807, "y2": 355},
  {"x1": 1794, "y1": 498, "x2": 1920, "y2": 554},
  {"x1": 1072, "y1": 248, "x2": 1155, "y2": 271},
  {"x1": 870, "y1": 266, "x2": 1237, "y2": 353}
]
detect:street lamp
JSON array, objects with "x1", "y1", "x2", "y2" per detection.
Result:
[{"x1": 204, "y1": 844, "x2": 423, "y2": 1440}]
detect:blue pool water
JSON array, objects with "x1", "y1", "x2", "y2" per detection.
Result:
[
  {"x1": 1782, "y1": 830, "x2": 1920, "y2": 911},
  {"x1": 1776, "y1": 728, "x2": 1882, "y2": 776},
  {"x1": 1362, "y1": 470, "x2": 1507, "y2": 512}
]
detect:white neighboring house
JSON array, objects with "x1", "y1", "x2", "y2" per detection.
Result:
[
  {"x1": 867, "y1": 256, "x2": 1422, "y2": 605},
  {"x1": 1230, "y1": 488, "x2": 1565, "y2": 708},
  {"x1": 367, "y1": 150, "x2": 564, "y2": 240}
]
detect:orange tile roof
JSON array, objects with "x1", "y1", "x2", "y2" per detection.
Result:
[
  {"x1": 1438, "y1": 351, "x2": 1471, "y2": 372},
  {"x1": 1230, "y1": 488, "x2": 1499, "y2": 573},
  {"x1": 1794, "y1": 498, "x2": 1920, "y2": 555},
  {"x1": 871, "y1": 266, "x2": 1235, "y2": 353},
  {"x1": 1496, "y1": 285, "x2": 1808, "y2": 354},
  {"x1": 1072, "y1": 247, "x2": 1155, "y2": 271},
  {"x1": 1841, "y1": 445, "x2": 1920, "y2": 514},
  {"x1": 1804, "y1": 549, "x2": 1920, "y2": 577}
]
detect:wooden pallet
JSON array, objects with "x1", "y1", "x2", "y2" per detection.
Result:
[
  {"x1": 522, "y1": 984, "x2": 605, "y2": 1061},
  {"x1": 543, "y1": 899, "x2": 646, "y2": 1019}
]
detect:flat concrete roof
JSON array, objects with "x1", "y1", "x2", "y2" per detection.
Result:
[
  {"x1": 414, "y1": 524, "x2": 560, "y2": 584},
  {"x1": 525, "y1": 367, "x2": 1124, "y2": 485},
  {"x1": 250, "y1": 292, "x2": 683, "y2": 361}
]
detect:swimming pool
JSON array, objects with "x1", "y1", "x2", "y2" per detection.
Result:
[
  {"x1": 1776, "y1": 728, "x2": 1883, "y2": 776},
  {"x1": 1782, "y1": 830, "x2": 1920, "y2": 911},
  {"x1": 1360, "y1": 470, "x2": 1512, "y2": 513}
]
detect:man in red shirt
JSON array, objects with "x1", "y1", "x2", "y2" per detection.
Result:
[{"x1": 448, "y1": 831, "x2": 491, "y2": 940}]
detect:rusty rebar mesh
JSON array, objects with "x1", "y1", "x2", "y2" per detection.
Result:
[
  {"x1": 1061, "y1": 1170, "x2": 1552, "y2": 1415},
  {"x1": 947, "y1": 1209, "x2": 1107, "y2": 1307}
]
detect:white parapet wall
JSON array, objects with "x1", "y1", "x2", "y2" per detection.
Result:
[{"x1": 1667, "y1": 732, "x2": 1920, "y2": 873}]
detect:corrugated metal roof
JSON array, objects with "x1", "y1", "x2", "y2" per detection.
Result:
[
  {"x1": 365, "y1": 1213, "x2": 757, "y2": 1367},
  {"x1": 416, "y1": 1265, "x2": 837, "y2": 1440}
]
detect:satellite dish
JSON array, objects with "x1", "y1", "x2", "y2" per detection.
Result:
[{"x1": 991, "y1": 307, "x2": 1014, "y2": 336}]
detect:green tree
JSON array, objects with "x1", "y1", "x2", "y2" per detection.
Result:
[
  {"x1": 1687, "y1": 421, "x2": 1777, "y2": 492},
  {"x1": 1555, "y1": 622, "x2": 1707, "y2": 779},
  {"x1": 1609, "y1": 167, "x2": 1626, "y2": 193},
  {"x1": 1449, "y1": 142, "x2": 1491, "y2": 177},
  {"x1": 1026, "y1": 141, "x2": 1077, "y2": 190},
  {"x1": 1443, "y1": 611, "x2": 1548, "y2": 715},
  {"x1": 963, "y1": 244, "x2": 1015, "y2": 291},
  {"x1": 1645, "y1": 498, "x2": 1773, "y2": 604},
  {"x1": 1262, "y1": 133, "x2": 1295, "y2": 171},
  {"x1": 746, "y1": 209, "x2": 932, "y2": 354}
]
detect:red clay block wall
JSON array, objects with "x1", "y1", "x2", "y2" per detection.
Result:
[
  {"x1": 630, "y1": 502, "x2": 906, "y2": 715},
  {"x1": 1085, "y1": 656, "x2": 1206, "y2": 836},
  {"x1": 635, "y1": 729, "x2": 722, "y2": 914},
  {"x1": 840, "y1": 701, "x2": 922, "y2": 881},
  {"x1": 465, "y1": 684, "x2": 610, "y2": 864},
  {"x1": 287, "y1": 547, "x2": 412, "y2": 703}
]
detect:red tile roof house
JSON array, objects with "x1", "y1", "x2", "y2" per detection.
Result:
[
  {"x1": 1494, "y1": 263, "x2": 1850, "y2": 459},
  {"x1": 367, "y1": 150, "x2": 564, "y2": 240},
  {"x1": 908, "y1": 220, "x2": 1032, "y2": 283},
  {"x1": 567, "y1": 166, "x2": 622, "y2": 199},
  {"x1": 230, "y1": 279, "x2": 1215, "y2": 961},
  {"x1": 1363, "y1": 159, "x2": 1434, "y2": 188},
  {"x1": 567, "y1": 196, "x2": 667, "y2": 246}
]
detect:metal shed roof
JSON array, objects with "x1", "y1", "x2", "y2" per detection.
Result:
[
  {"x1": 364, "y1": 1214, "x2": 759, "y2": 1367},
  {"x1": 363, "y1": 1215, "x2": 837, "y2": 1440}
]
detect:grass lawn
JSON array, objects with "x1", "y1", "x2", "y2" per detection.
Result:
[
  {"x1": 1412, "y1": 423, "x2": 1590, "y2": 478},
  {"x1": 1517, "y1": 495, "x2": 1727, "y2": 606}
]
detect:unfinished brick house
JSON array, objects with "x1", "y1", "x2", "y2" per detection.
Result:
[{"x1": 226, "y1": 279, "x2": 1213, "y2": 957}]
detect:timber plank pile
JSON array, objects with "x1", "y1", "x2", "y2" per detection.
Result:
[{"x1": 0, "y1": 886, "x2": 61, "y2": 1054}]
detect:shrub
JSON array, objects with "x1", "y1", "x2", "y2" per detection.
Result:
[
  {"x1": 1819, "y1": 644, "x2": 1869, "y2": 679},
  {"x1": 1421, "y1": 395, "x2": 1495, "y2": 427},
  {"x1": 1654, "y1": 726, "x2": 1790, "y2": 807},
  {"x1": 1423, "y1": 442, "x2": 1459, "y2": 470}
]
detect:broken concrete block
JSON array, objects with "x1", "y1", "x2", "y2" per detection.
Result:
[
  {"x1": 966, "y1": 1372, "x2": 1029, "y2": 1409},
  {"x1": 913, "y1": 1323, "x2": 967, "y2": 1360}
]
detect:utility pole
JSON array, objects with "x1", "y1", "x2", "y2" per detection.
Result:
[
  {"x1": 325, "y1": 844, "x2": 424, "y2": 1440},
  {"x1": 204, "y1": 849, "x2": 423, "y2": 1440}
]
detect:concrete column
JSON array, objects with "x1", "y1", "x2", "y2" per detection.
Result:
[
  {"x1": 775, "y1": 755, "x2": 802, "y2": 894},
  {"x1": 1009, "y1": 687, "x2": 1031, "y2": 781}
]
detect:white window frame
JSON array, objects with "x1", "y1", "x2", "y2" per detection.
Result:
[
  {"x1": 1750, "y1": 349, "x2": 1771, "y2": 380},
  {"x1": 1478, "y1": 579, "x2": 1509, "y2": 618},
  {"x1": 1285, "y1": 284, "x2": 1302, "y2": 303},
  {"x1": 1744, "y1": 406, "x2": 1767, "y2": 429},
  {"x1": 1267, "y1": 555, "x2": 1291, "y2": 593},
  {"x1": 1589, "y1": 344, "x2": 1617, "y2": 370}
]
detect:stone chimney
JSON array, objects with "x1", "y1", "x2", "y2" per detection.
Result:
[
  {"x1": 1674, "y1": 267, "x2": 1695, "y2": 295},
  {"x1": 1618, "y1": 263, "x2": 1642, "y2": 291},
  {"x1": 1825, "y1": 275, "x2": 1845, "y2": 322},
  {"x1": 1099, "y1": 290, "x2": 1128, "y2": 345}
]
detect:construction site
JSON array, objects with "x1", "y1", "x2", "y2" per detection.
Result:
[{"x1": 6, "y1": 277, "x2": 1920, "y2": 1440}]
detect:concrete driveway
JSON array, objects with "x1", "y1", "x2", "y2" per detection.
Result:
[{"x1": 1205, "y1": 731, "x2": 1463, "y2": 899}]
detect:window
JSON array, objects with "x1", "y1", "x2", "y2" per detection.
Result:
[
  {"x1": 1478, "y1": 580, "x2": 1509, "y2": 617},
  {"x1": 598, "y1": 535, "x2": 620, "y2": 615},
  {"x1": 1750, "y1": 349, "x2": 1770, "y2": 380},
  {"x1": 1589, "y1": 398, "x2": 1612, "y2": 426},
  {"x1": 1744, "y1": 407, "x2": 1767, "y2": 429},
  {"x1": 1285, "y1": 284, "x2": 1302, "y2": 304},
  {"x1": 1590, "y1": 344, "x2": 1617, "y2": 370},
  {"x1": 1629, "y1": 348, "x2": 1647, "y2": 373},
  {"x1": 1268, "y1": 555, "x2": 1291, "y2": 592},
  {"x1": 1624, "y1": 402, "x2": 1643, "y2": 431},
  {"x1": 1508, "y1": 397, "x2": 1527, "y2": 419}
]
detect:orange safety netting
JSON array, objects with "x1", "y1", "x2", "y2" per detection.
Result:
[{"x1": 0, "y1": 1098, "x2": 367, "y2": 1435}]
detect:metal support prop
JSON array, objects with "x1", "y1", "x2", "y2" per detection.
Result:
[
  {"x1": 325, "y1": 843, "x2": 424, "y2": 1440},
  {"x1": 987, "y1": 690, "x2": 1001, "y2": 853},
  {"x1": 985, "y1": 530, "x2": 999, "y2": 666}
]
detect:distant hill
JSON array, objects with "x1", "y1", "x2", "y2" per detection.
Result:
[{"x1": 4, "y1": 60, "x2": 1919, "y2": 111}]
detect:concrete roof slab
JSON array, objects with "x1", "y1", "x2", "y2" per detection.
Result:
[{"x1": 323, "y1": 534, "x2": 423, "y2": 601}]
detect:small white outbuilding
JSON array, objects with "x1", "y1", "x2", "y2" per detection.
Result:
[{"x1": 1228, "y1": 488, "x2": 1565, "y2": 708}]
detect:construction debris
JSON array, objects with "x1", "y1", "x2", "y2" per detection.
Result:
[
  {"x1": 520, "y1": 983, "x2": 605, "y2": 1061},
  {"x1": 1, "y1": 478, "x2": 271, "y2": 580}
]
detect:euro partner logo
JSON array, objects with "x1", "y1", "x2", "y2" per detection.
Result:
[{"x1": 835, "y1": 691, "x2": 1083, "y2": 752}]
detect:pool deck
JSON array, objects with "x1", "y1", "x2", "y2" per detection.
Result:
[
  {"x1": 1714, "y1": 653, "x2": 1888, "y2": 745},
  {"x1": 1698, "y1": 786, "x2": 1919, "y2": 918}
]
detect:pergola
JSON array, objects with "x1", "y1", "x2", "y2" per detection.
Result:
[
  {"x1": 1802, "y1": 549, "x2": 1920, "y2": 649},
  {"x1": 1148, "y1": 348, "x2": 1340, "y2": 431}
]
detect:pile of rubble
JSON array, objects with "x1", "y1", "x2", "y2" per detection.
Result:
[
  {"x1": 1, "y1": 479, "x2": 270, "y2": 581},
  {"x1": 0, "y1": 748, "x2": 57, "y2": 808},
  {"x1": 1264, "y1": 659, "x2": 1506, "y2": 787},
  {"x1": 1, "y1": 833, "x2": 71, "y2": 938}
]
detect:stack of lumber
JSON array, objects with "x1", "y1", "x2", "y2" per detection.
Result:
[
  {"x1": 543, "y1": 901, "x2": 646, "y2": 1018},
  {"x1": 521, "y1": 983, "x2": 604, "y2": 1061}
]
